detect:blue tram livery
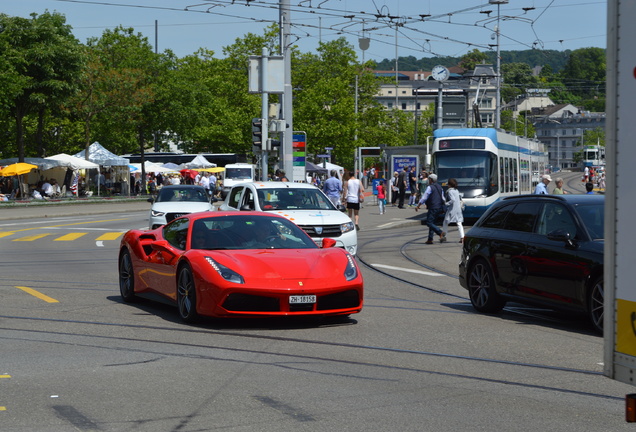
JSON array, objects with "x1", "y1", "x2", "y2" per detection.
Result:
[{"x1": 431, "y1": 128, "x2": 548, "y2": 219}]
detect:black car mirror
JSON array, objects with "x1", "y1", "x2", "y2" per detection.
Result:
[
  {"x1": 547, "y1": 229, "x2": 575, "y2": 247},
  {"x1": 147, "y1": 197, "x2": 155, "y2": 204},
  {"x1": 337, "y1": 204, "x2": 347, "y2": 213},
  {"x1": 239, "y1": 204, "x2": 252, "y2": 211}
]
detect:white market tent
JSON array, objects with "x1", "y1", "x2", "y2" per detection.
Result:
[
  {"x1": 185, "y1": 155, "x2": 216, "y2": 168},
  {"x1": 130, "y1": 161, "x2": 177, "y2": 173},
  {"x1": 46, "y1": 153, "x2": 99, "y2": 170},
  {"x1": 74, "y1": 142, "x2": 131, "y2": 196},
  {"x1": 322, "y1": 162, "x2": 345, "y2": 180}
]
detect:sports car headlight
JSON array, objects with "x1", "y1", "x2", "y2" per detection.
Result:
[
  {"x1": 151, "y1": 209, "x2": 165, "y2": 217},
  {"x1": 344, "y1": 254, "x2": 358, "y2": 281},
  {"x1": 205, "y1": 257, "x2": 244, "y2": 284},
  {"x1": 341, "y1": 221, "x2": 355, "y2": 234}
]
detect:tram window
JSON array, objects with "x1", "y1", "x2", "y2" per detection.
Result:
[{"x1": 500, "y1": 157, "x2": 505, "y2": 193}]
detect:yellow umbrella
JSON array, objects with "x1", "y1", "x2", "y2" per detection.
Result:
[
  {"x1": 0, "y1": 162, "x2": 38, "y2": 176},
  {"x1": 197, "y1": 167, "x2": 225, "y2": 173}
]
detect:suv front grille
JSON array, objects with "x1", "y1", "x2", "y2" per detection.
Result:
[
  {"x1": 166, "y1": 212, "x2": 189, "y2": 223},
  {"x1": 298, "y1": 224, "x2": 342, "y2": 238}
]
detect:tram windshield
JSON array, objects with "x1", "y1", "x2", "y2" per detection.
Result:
[{"x1": 432, "y1": 150, "x2": 498, "y2": 198}]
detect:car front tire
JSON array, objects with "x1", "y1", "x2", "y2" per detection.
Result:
[
  {"x1": 588, "y1": 276, "x2": 604, "y2": 334},
  {"x1": 177, "y1": 264, "x2": 199, "y2": 323},
  {"x1": 119, "y1": 249, "x2": 137, "y2": 302},
  {"x1": 467, "y1": 259, "x2": 506, "y2": 313}
]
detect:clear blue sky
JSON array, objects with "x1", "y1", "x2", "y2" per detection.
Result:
[{"x1": 2, "y1": 1, "x2": 607, "y2": 63}]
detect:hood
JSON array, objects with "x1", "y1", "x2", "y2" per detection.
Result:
[
  {"x1": 267, "y1": 209, "x2": 351, "y2": 226},
  {"x1": 210, "y1": 249, "x2": 349, "y2": 283},
  {"x1": 152, "y1": 202, "x2": 213, "y2": 213}
]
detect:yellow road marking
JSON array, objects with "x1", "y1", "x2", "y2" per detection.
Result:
[
  {"x1": 0, "y1": 232, "x2": 15, "y2": 238},
  {"x1": 0, "y1": 407, "x2": 6, "y2": 411},
  {"x1": 15, "y1": 286, "x2": 59, "y2": 303},
  {"x1": 54, "y1": 233, "x2": 88, "y2": 241},
  {"x1": 0, "y1": 375, "x2": 10, "y2": 379},
  {"x1": 96, "y1": 232, "x2": 123, "y2": 241},
  {"x1": 7, "y1": 218, "x2": 129, "y2": 233},
  {"x1": 13, "y1": 234, "x2": 51, "y2": 242}
]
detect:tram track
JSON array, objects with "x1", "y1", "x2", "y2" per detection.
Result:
[{"x1": 356, "y1": 228, "x2": 592, "y2": 329}]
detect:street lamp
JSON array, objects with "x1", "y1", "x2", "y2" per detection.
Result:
[
  {"x1": 413, "y1": 86, "x2": 426, "y2": 146},
  {"x1": 489, "y1": 0, "x2": 509, "y2": 129}
]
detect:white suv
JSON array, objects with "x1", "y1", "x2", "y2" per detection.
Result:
[{"x1": 220, "y1": 182, "x2": 357, "y2": 255}]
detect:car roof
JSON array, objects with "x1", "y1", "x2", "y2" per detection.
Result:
[
  {"x1": 161, "y1": 184, "x2": 206, "y2": 190},
  {"x1": 501, "y1": 194, "x2": 604, "y2": 206},
  {"x1": 237, "y1": 182, "x2": 319, "y2": 190}
]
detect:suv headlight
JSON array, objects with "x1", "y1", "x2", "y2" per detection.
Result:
[{"x1": 341, "y1": 221, "x2": 355, "y2": 234}]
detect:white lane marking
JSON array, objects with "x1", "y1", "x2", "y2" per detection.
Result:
[
  {"x1": 371, "y1": 263, "x2": 445, "y2": 277},
  {"x1": 96, "y1": 241, "x2": 104, "y2": 247}
]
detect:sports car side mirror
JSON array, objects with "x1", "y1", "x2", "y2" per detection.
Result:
[{"x1": 322, "y1": 238, "x2": 337, "y2": 249}]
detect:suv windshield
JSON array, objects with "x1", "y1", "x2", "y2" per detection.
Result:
[
  {"x1": 156, "y1": 187, "x2": 208, "y2": 203},
  {"x1": 256, "y1": 188, "x2": 335, "y2": 211}
]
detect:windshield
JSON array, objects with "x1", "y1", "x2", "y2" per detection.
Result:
[
  {"x1": 190, "y1": 215, "x2": 318, "y2": 250},
  {"x1": 432, "y1": 150, "x2": 498, "y2": 198},
  {"x1": 256, "y1": 188, "x2": 336, "y2": 211},
  {"x1": 575, "y1": 203, "x2": 605, "y2": 240},
  {"x1": 225, "y1": 168, "x2": 253, "y2": 179},
  {"x1": 156, "y1": 187, "x2": 208, "y2": 203}
]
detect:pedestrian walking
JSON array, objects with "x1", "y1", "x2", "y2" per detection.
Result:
[
  {"x1": 377, "y1": 179, "x2": 386, "y2": 215},
  {"x1": 415, "y1": 173, "x2": 446, "y2": 244},
  {"x1": 343, "y1": 171, "x2": 364, "y2": 230},
  {"x1": 397, "y1": 166, "x2": 408, "y2": 209},
  {"x1": 390, "y1": 171, "x2": 399, "y2": 206},
  {"x1": 534, "y1": 174, "x2": 551, "y2": 194},
  {"x1": 323, "y1": 169, "x2": 343, "y2": 207},
  {"x1": 442, "y1": 178, "x2": 465, "y2": 243}
]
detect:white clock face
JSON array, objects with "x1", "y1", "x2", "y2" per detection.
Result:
[{"x1": 431, "y1": 65, "x2": 449, "y2": 81}]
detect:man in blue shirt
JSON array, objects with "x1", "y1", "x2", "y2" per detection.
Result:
[
  {"x1": 534, "y1": 174, "x2": 551, "y2": 194},
  {"x1": 322, "y1": 170, "x2": 343, "y2": 206},
  {"x1": 415, "y1": 173, "x2": 446, "y2": 244}
]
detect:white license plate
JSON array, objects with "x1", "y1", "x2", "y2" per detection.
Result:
[{"x1": 289, "y1": 295, "x2": 316, "y2": 304}]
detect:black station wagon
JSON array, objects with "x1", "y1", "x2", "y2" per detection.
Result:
[{"x1": 458, "y1": 194, "x2": 604, "y2": 333}]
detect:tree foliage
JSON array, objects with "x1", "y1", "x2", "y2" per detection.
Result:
[{"x1": 0, "y1": 12, "x2": 83, "y2": 161}]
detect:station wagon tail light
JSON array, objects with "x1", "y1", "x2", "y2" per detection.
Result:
[
  {"x1": 341, "y1": 221, "x2": 355, "y2": 234},
  {"x1": 344, "y1": 254, "x2": 358, "y2": 281},
  {"x1": 205, "y1": 257, "x2": 244, "y2": 284}
]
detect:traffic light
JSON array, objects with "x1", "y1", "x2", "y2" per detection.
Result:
[
  {"x1": 269, "y1": 139, "x2": 281, "y2": 149},
  {"x1": 252, "y1": 118, "x2": 263, "y2": 150}
]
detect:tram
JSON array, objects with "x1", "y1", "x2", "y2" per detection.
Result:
[
  {"x1": 581, "y1": 145, "x2": 605, "y2": 169},
  {"x1": 431, "y1": 128, "x2": 548, "y2": 219}
]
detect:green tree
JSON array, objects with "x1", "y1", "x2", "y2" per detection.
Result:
[
  {"x1": 501, "y1": 62, "x2": 539, "y2": 103},
  {"x1": 459, "y1": 49, "x2": 489, "y2": 71},
  {"x1": 560, "y1": 48, "x2": 605, "y2": 110},
  {"x1": 0, "y1": 12, "x2": 83, "y2": 161}
]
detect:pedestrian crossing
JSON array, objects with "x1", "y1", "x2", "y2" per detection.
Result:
[{"x1": 0, "y1": 232, "x2": 124, "y2": 242}]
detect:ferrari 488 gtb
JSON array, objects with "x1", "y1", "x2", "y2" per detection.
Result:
[{"x1": 118, "y1": 212, "x2": 363, "y2": 322}]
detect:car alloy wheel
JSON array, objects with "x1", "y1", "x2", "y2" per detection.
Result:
[
  {"x1": 119, "y1": 249, "x2": 136, "y2": 302},
  {"x1": 467, "y1": 260, "x2": 505, "y2": 313},
  {"x1": 177, "y1": 264, "x2": 199, "y2": 323},
  {"x1": 588, "y1": 276, "x2": 604, "y2": 334}
]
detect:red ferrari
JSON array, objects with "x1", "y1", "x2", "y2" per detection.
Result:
[{"x1": 118, "y1": 211, "x2": 364, "y2": 321}]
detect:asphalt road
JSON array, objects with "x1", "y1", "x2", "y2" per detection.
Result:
[{"x1": 1, "y1": 173, "x2": 629, "y2": 432}]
